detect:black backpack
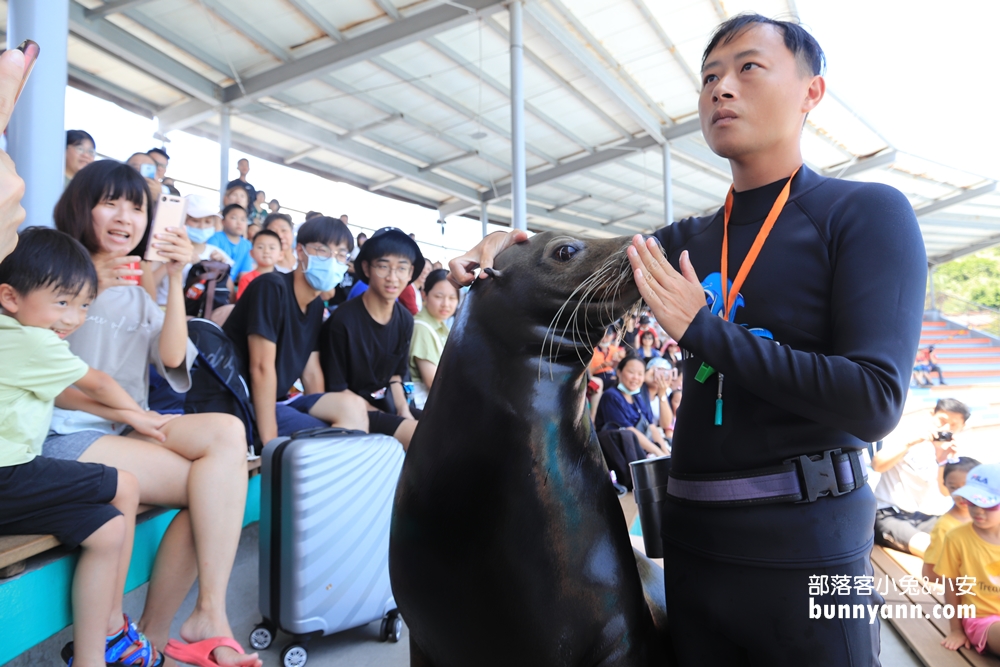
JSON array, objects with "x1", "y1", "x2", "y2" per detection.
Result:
[
  {"x1": 184, "y1": 261, "x2": 231, "y2": 319},
  {"x1": 184, "y1": 318, "x2": 259, "y2": 452}
]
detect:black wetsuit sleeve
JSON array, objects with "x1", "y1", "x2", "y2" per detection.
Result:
[{"x1": 676, "y1": 184, "x2": 926, "y2": 443}]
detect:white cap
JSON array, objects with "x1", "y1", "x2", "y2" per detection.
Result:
[{"x1": 184, "y1": 194, "x2": 220, "y2": 219}]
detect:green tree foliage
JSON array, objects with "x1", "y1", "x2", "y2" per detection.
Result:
[{"x1": 934, "y1": 247, "x2": 1000, "y2": 308}]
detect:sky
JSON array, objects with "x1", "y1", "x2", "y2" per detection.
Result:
[{"x1": 64, "y1": 0, "x2": 1000, "y2": 264}]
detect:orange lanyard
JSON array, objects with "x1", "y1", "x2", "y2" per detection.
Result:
[{"x1": 720, "y1": 166, "x2": 800, "y2": 321}]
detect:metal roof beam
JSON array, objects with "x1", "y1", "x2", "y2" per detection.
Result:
[
  {"x1": 85, "y1": 0, "x2": 158, "y2": 19},
  {"x1": 199, "y1": 0, "x2": 292, "y2": 63},
  {"x1": 420, "y1": 151, "x2": 478, "y2": 172},
  {"x1": 914, "y1": 183, "x2": 997, "y2": 218},
  {"x1": 158, "y1": 99, "x2": 217, "y2": 133},
  {"x1": 928, "y1": 231, "x2": 1000, "y2": 266},
  {"x1": 68, "y1": 2, "x2": 222, "y2": 104},
  {"x1": 240, "y1": 102, "x2": 482, "y2": 203},
  {"x1": 629, "y1": 0, "x2": 700, "y2": 91},
  {"x1": 524, "y1": 3, "x2": 665, "y2": 144},
  {"x1": 424, "y1": 36, "x2": 596, "y2": 153},
  {"x1": 821, "y1": 150, "x2": 898, "y2": 178},
  {"x1": 285, "y1": 0, "x2": 345, "y2": 40},
  {"x1": 484, "y1": 135, "x2": 660, "y2": 200},
  {"x1": 221, "y1": 0, "x2": 507, "y2": 104},
  {"x1": 483, "y1": 17, "x2": 632, "y2": 140}
]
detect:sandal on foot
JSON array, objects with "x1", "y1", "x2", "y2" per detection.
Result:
[
  {"x1": 164, "y1": 637, "x2": 245, "y2": 667},
  {"x1": 62, "y1": 615, "x2": 164, "y2": 667}
]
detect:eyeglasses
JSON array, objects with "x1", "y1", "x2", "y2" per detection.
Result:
[
  {"x1": 73, "y1": 145, "x2": 96, "y2": 158},
  {"x1": 370, "y1": 263, "x2": 412, "y2": 278},
  {"x1": 305, "y1": 243, "x2": 349, "y2": 263}
]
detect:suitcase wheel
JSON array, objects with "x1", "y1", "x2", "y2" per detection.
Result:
[
  {"x1": 249, "y1": 622, "x2": 275, "y2": 650},
  {"x1": 380, "y1": 610, "x2": 403, "y2": 643},
  {"x1": 281, "y1": 643, "x2": 308, "y2": 667}
]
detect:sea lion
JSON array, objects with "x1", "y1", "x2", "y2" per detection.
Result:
[{"x1": 390, "y1": 232, "x2": 672, "y2": 667}]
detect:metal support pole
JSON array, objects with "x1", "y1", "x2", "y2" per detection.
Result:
[
  {"x1": 509, "y1": 0, "x2": 527, "y2": 231},
  {"x1": 928, "y1": 265, "x2": 937, "y2": 315},
  {"x1": 219, "y1": 106, "x2": 231, "y2": 205},
  {"x1": 481, "y1": 202, "x2": 489, "y2": 238},
  {"x1": 8, "y1": 0, "x2": 69, "y2": 229},
  {"x1": 662, "y1": 141, "x2": 673, "y2": 226}
]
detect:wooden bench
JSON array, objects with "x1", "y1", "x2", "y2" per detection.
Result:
[
  {"x1": 0, "y1": 459, "x2": 261, "y2": 665},
  {"x1": 871, "y1": 545, "x2": 1000, "y2": 667}
]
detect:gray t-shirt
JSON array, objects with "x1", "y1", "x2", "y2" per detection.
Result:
[{"x1": 49, "y1": 285, "x2": 197, "y2": 435}]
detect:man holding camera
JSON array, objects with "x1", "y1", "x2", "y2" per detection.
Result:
[{"x1": 872, "y1": 398, "x2": 971, "y2": 556}]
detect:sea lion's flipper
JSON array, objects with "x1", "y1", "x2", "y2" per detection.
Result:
[
  {"x1": 633, "y1": 547, "x2": 675, "y2": 661},
  {"x1": 409, "y1": 636, "x2": 436, "y2": 667}
]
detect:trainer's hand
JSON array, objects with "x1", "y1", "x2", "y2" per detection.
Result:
[
  {"x1": 448, "y1": 230, "x2": 529, "y2": 287},
  {"x1": 627, "y1": 235, "x2": 705, "y2": 342},
  {"x1": 0, "y1": 48, "x2": 26, "y2": 261}
]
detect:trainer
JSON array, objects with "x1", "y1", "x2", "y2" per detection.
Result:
[{"x1": 451, "y1": 14, "x2": 925, "y2": 666}]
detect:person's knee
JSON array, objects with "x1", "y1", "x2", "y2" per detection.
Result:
[
  {"x1": 81, "y1": 514, "x2": 126, "y2": 552},
  {"x1": 204, "y1": 414, "x2": 249, "y2": 461},
  {"x1": 113, "y1": 470, "x2": 140, "y2": 511}
]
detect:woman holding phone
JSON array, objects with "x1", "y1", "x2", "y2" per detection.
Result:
[
  {"x1": 642, "y1": 357, "x2": 675, "y2": 437},
  {"x1": 47, "y1": 160, "x2": 261, "y2": 667}
]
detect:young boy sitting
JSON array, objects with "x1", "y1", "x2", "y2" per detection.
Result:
[
  {"x1": 236, "y1": 229, "x2": 280, "y2": 300},
  {"x1": 209, "y1": 204, "x2": 253, "y2": 280},
  {"x1": 0, "y1": 228, "x2": 176, "y2": 667},
  {"x1": 923, "y1": 457, "x2": 979, "y2": 582},
  {"x1": 319, "y1": 226, "x2": 422, "y2": 449}
]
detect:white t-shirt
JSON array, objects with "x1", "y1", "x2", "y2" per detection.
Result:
[
  {"x1": 874, "y1": 438, "x2": 951, "y2": 515},
  {"x1": 155, "y1": 244, "x2": 233, "y2": 305}
]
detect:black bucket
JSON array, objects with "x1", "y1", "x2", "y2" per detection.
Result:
[{"x1": 629, "y1": 456, "x2": 671, "y2": 558}]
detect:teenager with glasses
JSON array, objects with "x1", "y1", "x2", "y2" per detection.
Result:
[
  {"x1": 319, "y1": 227, "x2": 424, "y2": 449},
  {"x1": 65, "y1": 130, "x2": 96, "y2": 188}
]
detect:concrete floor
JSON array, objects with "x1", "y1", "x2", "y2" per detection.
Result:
[{"x1": 10, "y1": 521, "x2": 924, "y2": 667}]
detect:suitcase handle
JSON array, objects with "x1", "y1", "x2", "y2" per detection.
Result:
[{"x1": 290, "y1": 426, "x2": 368, "y2": 439}]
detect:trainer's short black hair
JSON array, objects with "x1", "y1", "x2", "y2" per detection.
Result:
[
  {"x1": 54, "y1": 160, "x2": 153, "y2": 257},
  {"x1": 702, "y1": 13, "x2": 825, "y2": 77},
  {"x1": 147, "y1": 147, "x2": 169, "y2": 160},
  {"x1": 252, "y1": 229, "x2": 282, "y2": 248},
  {"x1": 222, "y1": 203, "x2": 247, "y2": 218},
  {"x1": 66, "y1": 129, "x2": 95, "y2": 149},
  {"x1": 944, "y1": 457, "x2": 981, "y2": 481},
  {"x1": 0, "y1": 227, "x2": 98, "y2": 299},
  {"x1": 935, "y1": 398, "x2": 972, "y2": 423},
  {"x1": 296, "y1": 216, "x2": 353, "y2": 252}
]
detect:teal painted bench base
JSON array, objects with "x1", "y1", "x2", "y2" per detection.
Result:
[{"x1": 0, "y1": 475, "x2": 259, "y2": 665}]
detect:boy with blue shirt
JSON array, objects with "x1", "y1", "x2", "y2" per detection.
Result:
[
  {"x1": 208, "y1": 204, "x2": 254, "y2": 279},
  {"x1": 0, "y1": 228, "x2": 170, "y2": 667}
]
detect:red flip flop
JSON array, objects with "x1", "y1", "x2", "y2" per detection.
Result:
[{"x1": 163, "y1": 638, "x2": 245, "y2": 667}]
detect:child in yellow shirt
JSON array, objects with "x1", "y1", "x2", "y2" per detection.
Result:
[
  {"x1": 923, "y1": 457, "x2": 979, "y2": 582},
  {"x1": 936, "y1": 463, "x2": 1000, "y2": 654}
]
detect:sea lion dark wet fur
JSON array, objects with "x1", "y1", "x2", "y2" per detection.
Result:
[{"x1": 390, "y1": 232, "x2": 673, "y2": 667}]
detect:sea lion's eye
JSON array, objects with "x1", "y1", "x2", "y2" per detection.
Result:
[{"x1": 553, "y1": 245, "x2": 578, "y2": 262}]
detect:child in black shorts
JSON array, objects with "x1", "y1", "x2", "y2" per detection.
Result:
[{"x1": 0, "y1": 228, "x2": 168, "y2": 667}]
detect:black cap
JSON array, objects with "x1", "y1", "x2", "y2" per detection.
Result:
[{"x1": 355, "y1": 226, "x2": 425, "y2": 285}]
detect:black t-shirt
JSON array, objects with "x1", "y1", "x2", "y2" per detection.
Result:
[
  {"x1": 651, "y1": 166, "x2": 926, "y2": 568},
  {"x1": 223, "y1": 271, "x2": 324, "y2": 400},
  {"x1": 225, "y1": 178, "x2": 256, "y2": 206},
  {"x1": 319, "y1": 295, "x2": 413, "y2": 398}
]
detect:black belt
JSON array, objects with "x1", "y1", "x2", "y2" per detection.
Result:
[{"x1": 666, "y1": 449, "x2": 868, "y2": 507}]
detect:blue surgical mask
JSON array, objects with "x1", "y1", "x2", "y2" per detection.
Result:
[
  {"x1": 186, "y1": 225, "x2": 215, "y2": 244},
  {"x1": 617, "y1": 383, "x2": 641, "y2": 396},
  {"x1": 303, "y1": 253, "x2": 348, "y2": 292}
]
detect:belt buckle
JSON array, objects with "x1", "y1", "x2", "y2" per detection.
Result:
[{"x1": 785, "y1": 449, "x2": 844, "y2": 503}]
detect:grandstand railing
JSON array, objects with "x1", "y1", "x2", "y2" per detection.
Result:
[{"x1": 927, "y1": 291, "x2": 1000, "y2": 339}]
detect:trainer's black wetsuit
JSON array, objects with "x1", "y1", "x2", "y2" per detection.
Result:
[{"x1": 652, "y1": 165, "x2": 926, "y2": 666}]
